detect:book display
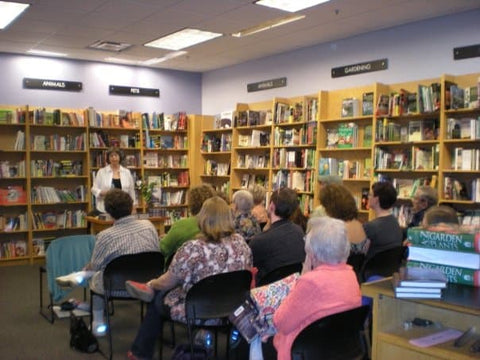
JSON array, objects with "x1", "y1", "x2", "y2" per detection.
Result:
[{"x1": 199, "y1": 114, "x2": 231, "y2": 198}]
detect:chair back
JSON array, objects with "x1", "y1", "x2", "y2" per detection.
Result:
[
  {"x1": 257, "y1": 262, "x2": 303, "y2": 286},
  {"x1": 291, "y1": 305, "x2": 370, "y2": 360},
  {"x1": 103, "y1": 251, "x2": 165, "y2": 297},
  {"x1": 361, "y1": 246, "x2": 404, "y2": 282},
  {"x1": 185, "y1": 270, "x2": 252, "y2": 320},
  {"x1": 46, "y1": 234, "x2": 96, "y2": 302}
]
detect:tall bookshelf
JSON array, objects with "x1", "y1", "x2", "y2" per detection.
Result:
[
  {"x1": 199, "y1": 115, "x2": 232, "y2": 198},
  {"x1": 317, "y1": 85, "x2": 376, "y2": 222}
]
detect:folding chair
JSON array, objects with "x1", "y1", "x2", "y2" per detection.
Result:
[
  {"x1": 257, "y1": 262, "x2": 303, "y2": 286},
  {"x1": 39, "y1": 234, "x2": 95, "y2": 323},
  {"x1": 90, "y1": 251, "x2": 165, "y2": 360}
]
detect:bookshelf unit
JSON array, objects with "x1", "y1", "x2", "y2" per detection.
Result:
[
  {"x1": 231, "y1": 101, "x2": 274, "y2": 194},
  {"x1": 439, "y1": 73, "x2": 480, "y2": 221},
  {"x1": 28, "y1": 106, "x2": 89, "y2": 263},
  {"x1": 199, "y1": 115, "x2": 232, "y2": 198},
  {"x1": 0, "y1": 105, "x2": 29, "y2": 265},
  {"x1": 317, "y1": 85, "x2": 377, "y2": 221}
]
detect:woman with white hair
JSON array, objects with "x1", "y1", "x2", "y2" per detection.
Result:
[
  {"x1": 272, "y1": 216, "x2": 361, "y2": 360},
  {"x1": 232, "y1": 189, "x2": 261, "y2": 243}
]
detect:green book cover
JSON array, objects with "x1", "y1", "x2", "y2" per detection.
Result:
[
  {"x1": 407, "y1": 227, "x2": 480, "y2": 253},
  {"x1": 407, "y1": 261, "x2": 480, "y2": 287}
]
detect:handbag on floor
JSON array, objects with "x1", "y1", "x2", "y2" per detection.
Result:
[{"x1": 69, "y1": 313, "x2": 99, "y2": 353}]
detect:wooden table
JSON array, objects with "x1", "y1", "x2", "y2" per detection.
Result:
[{"x1": 86, "y1": 215, "x2": 167, "y2": 236}]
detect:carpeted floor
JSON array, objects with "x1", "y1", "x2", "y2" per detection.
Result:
[{"x1": 0, "y1": 264, "x2": 215, "y2": 360}]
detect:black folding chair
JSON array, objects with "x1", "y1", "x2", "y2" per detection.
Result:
[{"x1": 257, "y1": 262, "x2": 303, "y2": 286}]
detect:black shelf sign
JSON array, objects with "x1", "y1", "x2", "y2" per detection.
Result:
[
  {"x1": 23, "y1": 78, "x2": 82, "y2": 91},
  {"x1": 332, "y1": 59, "x2": 388, "y2": 78},
  {"x1": 247, "y1": 77, "x2": 287, "y2": 92},
  {"x1": 454, "y1": 44, "x2": 480, "y2": 60},
  {"x1": 109, "y1": 85, "x2": 159, "y2": 97}
]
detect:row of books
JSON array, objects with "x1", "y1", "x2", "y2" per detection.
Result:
[
  {"x1": 89, "y1": 131, "x2": 138, "y2": 149},
  {"x1": 445, "y1": 79, "x2": 480, "y2": 110},
  {"x1": 443, "y1": 177, "x2": 471, "y2": 201},
  {"x1": 374, "y1": 145, "x2": 439, "y2": 171},
  {"x1": 0, "y1": 109, "x2": 26, "y2": 124},
  {"x1": 0, "y1": 240, "x2": 28, "y2": 259},
  {"x1": 31, "y1": 133, "x2": 86, "y2": 151},
  {"x1": 156, "y1": 190, "x2": 185, "y2": 206},
  {"x1": 240, "y1": 174, "x2": 267, "y2": 189},
  {"x1": 376, "y1": 118, "x2": 438, "y2": 143},
  {"x1": 272, "y1": 169, "x2": 315, "y2": 193},
  {"x1": 31, "y1": 160, "x2": 83, "y2": 177},
  {"x1": 318, "y1": 157, "x2": 372, "y2": 180},
  {"x1": 0, "y1": 160, "x2": 25, "y2": 178},
  {"x1": 236, "y1": 110, "x2": 272, "y2": 127},
  {"x1": 88, "y1": 108, "x2": 140, "y2": 129},
  {"x1": 238, "y1": 130, "x2": 270, "y2": 147},
  {"x1": 392, "y1": 266, "x2": 447, "y2": 299},
  {"x1": 273, "y1": 122, "x2": 317, "y2": 146},
  {"x1": 406, "y1": 227, "x2": 480, "y2": 288},
  {"x1": 143, "y1": 152, "x2": 188, "y2": 168},
  {"x1": 142, "y1": 112, "x2": 187, "y2": 131},
  {"x1": 203, "y1": 160, "x2": 229, "y2": 176},
  {"x1": 144, "y1": 134, "x2": 188, "y2": 149},
  {"x1": 272, "y1": 148, "x2": 315, "y2": 170},
  {"x1": 31, "y1": 210, "x2": 86, "y2": 230},
  {"x1": 237, "y1": 154, "x2": 269, "y2": 169},
  {"x1": 201, "y1": 133, "x2": 232, "y2": 152},
  {"x1": 31, "y1": 185, "x2": 86, "y2": 204},
  {"x1": 274, "y1": 102, "x2": 303, "y2": 124},
  {"x1": 30, "y1": 108, "x2": 85, "y2": 126},
  {"x1": 326, "y1": 122, "x2": 359, "y2": 149},
  {"x1": 452, "y1": 147, "x2": 480, "y2": 171},
  {"x1": 0, "y1": 213, "x2": 28, "y2": 231},
  {"x1": 147, "y1": 171, "x2": 189, "y2": 188},
  {"x1": 14, "y1": 130, "x2": 25, "y2": 150},
  {"x1": 446, "y1": 117, "x2": 480, "y2": 140},
  {"x1": 0, "y1": 186, "x2": 27, "y2": 205}
]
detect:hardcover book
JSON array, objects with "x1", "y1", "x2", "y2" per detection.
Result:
[
  {"x1": 406, "y1": 227, "x2": 480, "y2": 253},
  {"x1": 407, "y1": 260, "x2": 480, "y2": 287},
  {"x1": 408, "y1": 246, "x2": 480, "y2": 270},
  {"x1": 362, "y1": 92, "x2": 374, "y2": 116}
]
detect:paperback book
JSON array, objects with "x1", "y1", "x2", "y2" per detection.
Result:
[{"x1": 393, "y1": 266, "x2": 447, "y2": 288}]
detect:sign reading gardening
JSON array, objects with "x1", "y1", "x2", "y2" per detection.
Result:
[
  {"x1": 23, "y1": 78, "x2": 83, "y2": 91},
  {"x1": 109, "y1": 85, "x2": 159, "y2": 97},
  {"x1": 247, "y1": 77, "x2": 287, "y2": 92},
  {"x1": 331, "y1": 59, "x2": 388, "y2": 78}
]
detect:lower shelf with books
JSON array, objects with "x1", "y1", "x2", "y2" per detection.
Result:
[{"x1": 362, "y1": 278, "x2": 480, "y2": 360}]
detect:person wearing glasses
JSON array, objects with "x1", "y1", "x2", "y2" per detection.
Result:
[{"x1": 249, "y1": 187, "x2": 305, "y2": 284}]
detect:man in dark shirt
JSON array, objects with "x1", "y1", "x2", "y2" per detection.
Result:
[{"x1": 249, "y1": 187, "x2": 305, "y2": 283}]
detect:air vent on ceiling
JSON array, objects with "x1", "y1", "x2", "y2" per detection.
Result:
[{"x1": 88, "y1": 40, "x2": 132, "y2": 52}]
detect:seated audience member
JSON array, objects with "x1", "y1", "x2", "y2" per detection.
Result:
[
  {"x1": 290, "y1": 206, "x2": 308, "y2": 233},
  {"x1": 159, "y1": 184, "x2": 216, "y2": 262},
  {"x1": 85, "y1": 189, "x2": 160, "y2": 336},
  {"x1": 125, "y1": 196, "x2": 252, "y2": 360},
  {"x1": 249, "y1": 187, "x2": 305, "y2": 283},
  {"x1": 317, "y1": 183, "x2": 367, "y2": 249},
  {"x1": 364, "y1": 182, "x2": 403, "y2": 261},
  {"x1": 273, "y1": 216, "x2": 362, "y2": 360},
  {"x1": 422, "y1": 205, "x2": 459, "y2": 229},
  {"x1": 249, "y1": 184, "x2": 269, "y2": 229},
  {"x1": 403, "y1": 186, "x2": 438, "y2": 238},
  {"x1": 311, "y1": 175, "x2": 344, "y2": 217},
  {"x1": 231, "y1": 189, "x2": 261, "y2": 243}
]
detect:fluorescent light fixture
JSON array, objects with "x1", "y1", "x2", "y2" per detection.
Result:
[
  {"x1": 142, "y1": 51, "x2": 187, "y2": 65},
  {"x1": 104, "y1": 57, "x2": 138, "y2": 65},
  {"x1": 255, "y1": 0, "x2": 330, "y2": 12},
  {"x1": 27, "y1": 49, "x2": 67, "y2": 57},
  {"x1": 144, "y1": 28, "x2": 222, "y2": 51},
  {"x1": 232, "y1": 14, "x2": 305, "y2": 38},
  {"x1": 0, "y1": 1, "x2": 29, "y2": 29}
]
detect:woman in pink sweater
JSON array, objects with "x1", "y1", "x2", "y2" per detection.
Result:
[{"x1": 273, "y1": 216, "x2": 362, "y2": 360}]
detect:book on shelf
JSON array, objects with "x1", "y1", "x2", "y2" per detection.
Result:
[
  {"x1": 450, "y1": 85, "x2": 465, "y2": 110},
  {"x1": 406, "y1": 227, "x2": 480, "y2": 253},
  {"x1": 394, "y1": 291, "x2": 442, "y2": 299},
  {"x1": 363, "y1": 125, "x2": 372, "y2": 147},
  {"x1": 376, "y1": 94, "x2": 390, "y2": 116},
  {"x1": 341, "y1": 98, "x2": 359, "y2": 118},
  {"x1": 408, "y1": 120, "x2": 423, "y2": 142},
  {"x1": 408, "y1": 246, "x2": 480, "y2": 270},
  {"x1": 407, "y1": 260, "x2": 480, "y2": 287},
  {"x1": 392, "y1": 266, "x2": 447, "y2": 288},
  {"x1": 362, "y1": 92, "x2": 374, "y2": 116}
]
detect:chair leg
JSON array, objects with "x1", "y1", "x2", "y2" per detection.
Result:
[
  {"x1": 104, "y1": 294, "x2": 113, "y2": 360},
  {"x1": 39, "y1": 266, "x2": 54, "y2": 324}
]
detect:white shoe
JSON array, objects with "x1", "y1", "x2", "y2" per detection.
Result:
[
  {"x1": 92, "y1": 321, "x2": 108, "y2": 337},
  {"x1": 56, "y1": 270, "x2": 94, "y2": 288}
]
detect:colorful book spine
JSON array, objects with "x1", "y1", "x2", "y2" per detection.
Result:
[
  {"x1": 406, "y1": 227, "x2": 480, "y2": 253},
  {"x1": 407, "y1": 260, "x2": 480, "y2": 287}
]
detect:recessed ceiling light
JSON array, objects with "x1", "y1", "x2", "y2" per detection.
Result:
[
  {"x1": 142, "y1": 51, "x2": 187, "y2": 65},
  {"x1": 144, "y1": 28, "x2": 222, "y2": 51},
  {"x1": 0, "y1": 1, "x2": 30, "y2": 30},
  {"x1": 255, "y1": 0, "x2": 330, "y2": 12},
  {"x1": 27, "y1": 49, "x2": 67, "y2": 57},
  {"x1": 232, "y1": 14, "x2": 305, "y2": 38},
  {"x1": 104, "y1": 57, "x2": 138, "y2": 65}
]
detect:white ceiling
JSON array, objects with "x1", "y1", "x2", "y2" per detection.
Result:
[{"x1": 1, "y1": 0, "x2": 479, "y2": 73}]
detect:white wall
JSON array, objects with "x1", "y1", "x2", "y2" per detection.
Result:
[
  {"x1": 202, "y1": 10, "x2": 480, "y2": 115},
  {"x1": 0, "y1": 54, "x2": 202, "y2": 114}
]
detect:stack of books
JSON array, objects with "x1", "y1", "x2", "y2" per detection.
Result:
[{"x1": 392, "y1": 267, "x2": 447, "y2": 299}]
